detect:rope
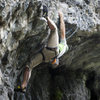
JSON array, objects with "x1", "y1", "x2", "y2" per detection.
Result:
[
  {"x1": 65, "y1": 28, "x2": 73, "y2": 34},
  {"x1": 66, "y1": 26, "x2": 79, "y2": 40}
]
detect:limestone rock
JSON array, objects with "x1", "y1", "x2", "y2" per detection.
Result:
[{"x1": 0, "y1": 0, "x2": 100, "y2": 100}]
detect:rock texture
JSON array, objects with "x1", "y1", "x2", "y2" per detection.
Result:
[{"x1": 0, "y1": 0, "x2": 100, "y2": 100}]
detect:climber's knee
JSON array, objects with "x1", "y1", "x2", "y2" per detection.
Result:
[
  {"x1": 25, "y1": 65, "x2": 31, "y2": 71},
  {"x1": 52, "y1": 25, "x2": 57, "y2": 31}
]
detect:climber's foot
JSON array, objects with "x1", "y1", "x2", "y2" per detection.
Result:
[
  {"x1": 14, "y1": 85, "x2": 26, "y2": 93},
  {"x1": 42, "y1": 5, "x2": 48, "y2": 18}
]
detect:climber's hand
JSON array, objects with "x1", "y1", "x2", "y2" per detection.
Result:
[{"x1": 58, "y1": 11, "x2": 63, "y2": 17}]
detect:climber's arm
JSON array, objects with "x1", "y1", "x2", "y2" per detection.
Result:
[
  {"x1": 59, "y1": 11, "x2": 66, "y2": 39},
  {"x1": 47, "y1": 17, "x2": 57, "y2": 30},
  {"x1": 57, "y1": 12, "x2": 69, "y2": 59}
]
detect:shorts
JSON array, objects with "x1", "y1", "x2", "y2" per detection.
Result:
[{"x1": 42, "y1": 47, "x2": 59, "y2": 63}]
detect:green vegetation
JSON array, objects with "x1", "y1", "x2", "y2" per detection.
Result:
[{"x1": 54, "y1": 87, "x2": 63, "y2": 100}]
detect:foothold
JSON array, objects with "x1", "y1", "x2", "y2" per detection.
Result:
[
  {"x1": 84, "y1": 0, "x2": 90, "y2": 4},
  {"x1": 1, "y1": 50, "x2": 9, "y2": 65}
]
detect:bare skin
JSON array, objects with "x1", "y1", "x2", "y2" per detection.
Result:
[
  {"x1": 46, "y1": 17, "x2": 57, "y2": 30},
  {"x1": 21, "y1": 65, "x2": 30, "y2": 89},
  {"x1": 59, "y1": 11, "x2": 66, "y2": 39}
]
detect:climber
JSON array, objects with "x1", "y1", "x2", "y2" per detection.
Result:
[{"x1": 16, "y1": 6, "x2": 68, "y2": 92}]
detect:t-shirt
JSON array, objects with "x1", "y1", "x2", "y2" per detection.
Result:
[{"x1": 57, "y1": 39, "x2": 69, "y2": 58}]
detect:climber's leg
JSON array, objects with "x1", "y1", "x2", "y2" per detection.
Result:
[
  {"x1": 28, "y1": 53, "x2": 43, "y2": 69},
  {"x1": 47, "y1": 17, "x2": 59, "y2": 48},
  {"x1": 21, "y1": 53, "x2": 43, "y2": 89},
  {"x1": 42, "y1": 5, "x2": 59, "y2": 48},
  {"x1": 21, "y1": 65, "x2": 30, "y2": 89}
]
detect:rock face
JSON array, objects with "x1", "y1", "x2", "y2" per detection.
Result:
[{"x1": 0, "y1": 0, "x2": 100, "y2": 100}]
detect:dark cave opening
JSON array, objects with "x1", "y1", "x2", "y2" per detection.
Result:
[
  {"x1": 90, "y1": 90, "x2": 98, "y2": 100},
  {"x1": 1, "y1": 50, "x2": 9, "y2": 65},
  {"x1": 86, "y1": 71, "x2": 98, "y2": 100}
]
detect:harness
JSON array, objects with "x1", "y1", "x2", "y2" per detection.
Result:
[
  {"x1": 40, "y1": 47, "x2": 58, "y2": 62},
  {"x1": 46, "y1": 47, "x2": 58, "y2": 54}
]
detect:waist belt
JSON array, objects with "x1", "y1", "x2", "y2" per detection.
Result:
[
  {"x1": 46, "y1": 47, "x2": 58, "y2": 51},
  {"x1": 40, "y1": 47, "x2": 58, "y2": 62}
]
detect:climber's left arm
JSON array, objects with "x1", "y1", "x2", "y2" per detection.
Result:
[{"x1": 59, "y1": 11, "x2": 66, "y2": 39}]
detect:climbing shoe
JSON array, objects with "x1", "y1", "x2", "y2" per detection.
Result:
[
  {"x1": 42, "y1": 5, "x2": 48, "y2": 18},
  {"x1": 14, "y1": 85, "x2": 26, "y2": 93}
]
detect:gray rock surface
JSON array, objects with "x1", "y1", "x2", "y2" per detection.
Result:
[{"x1": 0, "y1": 0, "x2": 100, "y2": 100}]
